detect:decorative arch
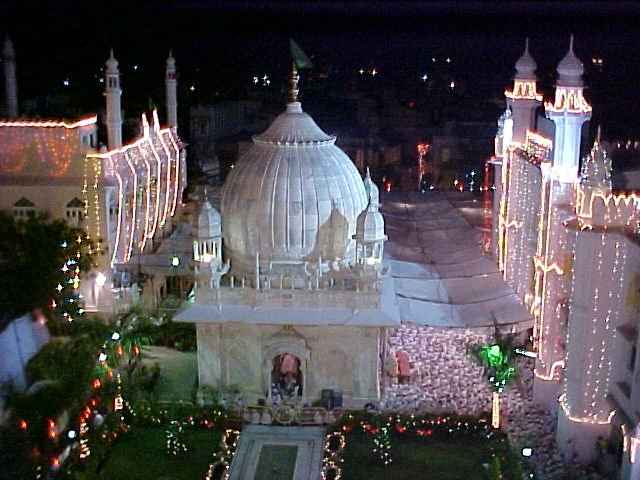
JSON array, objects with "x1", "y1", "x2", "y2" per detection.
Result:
[{"x1": 262, "y1": 327, "x2": 310, "y2": 402}]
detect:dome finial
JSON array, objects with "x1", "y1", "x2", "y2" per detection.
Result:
[
  {"x1": 569, "y1": 34, "x2": 574, "y2": 53},
  {"x1": 288, "y1": 62, "x2": 299, "y2": 104},
  {"x1": 596, "y1": 125, "x2": 602, "y2": 144},
  {"x1": 366, "y1": 166, "x2": 371, "y2": 179}
]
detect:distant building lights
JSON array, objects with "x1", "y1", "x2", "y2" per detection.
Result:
[
  {"x1": 63, "y1": 79, "x2": 70, "y2": 87},
  {"x1": 446, "y1": 57, "x2": 451, "y2": 63},
  {"x1": 171, "y1": 255, "x2": 180, "y2": 267},
  {"x1": 431, "y1": 57, "x2": 436, "y2": 63},
  {"x1": 421, "y1": 74, "x2": 428, "y2": 81},
  {"x1": 190, "y1": 85, "x2": 196, "y2": 92},
  {"x1": 371, "y1": 68, "x2": 378, "y2": 76},
  {"x1": 522, "y1": 447, "x2": 533, "y2": 457},
  {"x1": 450, "y1": 81, "x2": 455, "y2": 89},
  {"x1": 133, "y1": 64, "x2": 139, "y2": 71},
  {"x1": 359, "y1": 68, "x2": 365, "y2": 75}
]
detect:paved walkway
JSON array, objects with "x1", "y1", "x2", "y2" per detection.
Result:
[{"x1": 229, "y1": 425, "x2": 325, "y2": 480}]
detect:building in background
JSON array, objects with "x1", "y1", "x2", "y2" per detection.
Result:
[
  {"x1": 493, "y1": 36, "x2": 640, "y2": 478},
  {"x1": 0, "y1": 42, "x2": 188, "y2": 314}
]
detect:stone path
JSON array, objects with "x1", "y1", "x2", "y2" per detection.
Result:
[
  {"x1": 228, "y1": 425, "x2": 325, "y2": 480},
  {"x1": 381, "y1": 322, "x2": 606, "y2": 479}
]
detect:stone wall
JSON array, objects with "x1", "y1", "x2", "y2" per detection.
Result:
[{"x1": 196, "y1": 323, "x2": 381, "y2": 407}]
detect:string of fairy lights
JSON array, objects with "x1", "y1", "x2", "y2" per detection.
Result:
[{"x1": 84, "y1": 110, "x2": 185, "y2": 267}]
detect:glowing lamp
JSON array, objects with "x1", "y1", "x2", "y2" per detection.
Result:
[
  {"x1": 521, "y1": 447, "x2": 533, "y2": 457},
  {"x1": 111, "y1": 332, "x2": 120, "y2": 341},
  {"x1": 96, "y1": 272, "x2": 107, "y2": 287},
  {"x1": 171, "y1": 256, "x2": 180, "y2": 267},
  {"x1": 68, "y1": 430, "x2": 77, "y2": 439}
]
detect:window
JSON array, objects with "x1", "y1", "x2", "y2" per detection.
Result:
[
  {"x1": 13, "y1": 197, "x2": 36, "y2": 219},
  {"x1": 65, "y1": 197, "x2": 85, "y2": 226}
]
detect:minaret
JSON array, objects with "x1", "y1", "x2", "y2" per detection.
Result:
[
  {"x1": 3, "y1": 36, "x2": 18, "y2": 118},
  {"x1": 506, "y1": 38, "x2": 542, "y2": 144},
  {"x1": 104, "y1": 49, "x2": 122, "y2": 150},
  {"x1": 165, "y1": 50, "x2": 177, "y2": 129},
  {"x1": 546, "y1": 35, "x2": 591, "y2": 182}
]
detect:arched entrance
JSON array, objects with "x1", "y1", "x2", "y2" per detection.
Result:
[
  {"x1": 270, "y1": 353, "x2": 303, "y2": 403},
  {"x1": 262, "y1": 331, "x2": 310, "y2": 404}
]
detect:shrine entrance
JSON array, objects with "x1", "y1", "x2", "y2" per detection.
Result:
[{"x1": 270, "y1": 353, "x2": 303, "y2": 403}]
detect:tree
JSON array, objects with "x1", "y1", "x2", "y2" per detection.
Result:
[
  {"x1": 471, "y1": 335, "x2": 517, "y2": 428},
  {"x1": 0, "y1": 211, "x2": 94, "y2": 329}
]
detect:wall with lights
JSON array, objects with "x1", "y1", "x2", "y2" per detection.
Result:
[{"x1": 85, "y1": 110, "x2": 187, "y2": 268}]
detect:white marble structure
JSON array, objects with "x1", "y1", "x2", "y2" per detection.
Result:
[
  {"x1": 493, "y1": 37, "x2": 640, "y2": 476},
  {"x1": 176, "y1": 67, "x2": 397, "y2": 407}
]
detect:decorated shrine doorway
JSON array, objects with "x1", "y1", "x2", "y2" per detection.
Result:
[{"x1": 270, "y1": 353, "x2": 303, "y2": 403}]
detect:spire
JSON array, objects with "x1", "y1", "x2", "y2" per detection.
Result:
[
  {"x1": 363, "y1": 167, "x2": 380, "y2": 209},
  {"x1": 581, "y1": 126, "x2": 611, "y2": 190},
  {"x1": 288, "y1": 62, "x2": 299, "y2": 104}
]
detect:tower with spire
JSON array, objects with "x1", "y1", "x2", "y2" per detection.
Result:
[
  {"x1": 505, "y1": 38, "x2": 542, "y2": 144},
  {"x1": 104, "y1": 50, "x2": 123, "y2": 149},
  {"x1": 165, "y1": 50, "x2": 178, "y2": 129},
  {"x1": 546, "y1": 35, "x2": 592, "y2": 182},
  {"x1": 3, "y1": 36, "x2": 18, "y2": 118}
]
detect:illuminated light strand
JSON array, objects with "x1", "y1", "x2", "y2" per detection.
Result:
[
  {"x1": 156, "y1": 125, "x2": 172, "y2": 227},
  {"x1": 559, "y1": 394, "x2": 616, "y2": 424},
  {"x1": 545, "y1": 86, "x2": 592, "y2": 114},
  {"x1": 0, "y1": 115, "x2": 97, "y2": 129},
  {"x1": 167, "y1": 129, "x2": 181, "y2": 216},
  {"x1": 147, "y1": 113, "x2": 163, "y2": 235},
  {"x1": 139, "y1": 143, "x2": 152, "y2": 252},
  {"x1": 533, "y1": 256, "x2": 564, "y2": 275},
  {"x1": 534, "y1": 359, "x2": 565, "y2": 381},
  {"x1": 124, "y1": 150, "x2": 138, "y2": 263},
  {"x1": 111, "y1": 170, "x2": 125, "y2": 267}
]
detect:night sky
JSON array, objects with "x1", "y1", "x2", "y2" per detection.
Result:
[{"x1": 2, "y1": 1, "x2": 640, "y2": 137}]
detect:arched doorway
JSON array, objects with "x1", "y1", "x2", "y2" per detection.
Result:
[{"x1": 270, "y1": 353, "x2": 303, "y2": 403}]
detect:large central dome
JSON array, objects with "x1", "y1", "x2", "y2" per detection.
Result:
[{"x1": 221, "y1": 101, "x2": 368, "y2": 272}]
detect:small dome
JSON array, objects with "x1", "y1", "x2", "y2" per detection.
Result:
[
  {"x1": 166, "y1": 50, "x2": 175, "y2": 68},
  {"x1": 355, "y1": 207, "x2": 386, "y2": 243},
  {"x1": 196, "y1": 199, "x2": 221, "y2": 239},
  {"x1": 557, "y1": 35, "x2": 584, "y2": 85},
  {"x1": 515, "y1": 39, "x2": 536, "y2": 78},
  {"x1": 106, "y1": 49, "x2": 118, "y2": 71}
]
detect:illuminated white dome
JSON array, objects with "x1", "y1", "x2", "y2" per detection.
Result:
[{"x1": 221, "y1": 101, "x2": 367, "y2": 272}]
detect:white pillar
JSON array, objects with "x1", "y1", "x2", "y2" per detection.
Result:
[
  {"x1": 104, "y1": 50, "x2": 122, "y2": 149},
  {"x1": 166, "y1": 51, "x2": 178, "y2": 129}
]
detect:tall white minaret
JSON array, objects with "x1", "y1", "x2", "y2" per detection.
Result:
[
  {"x1": 165, "y1": 50, "x2": 177, "y2": 129},
  {"x1": 3, "y1": 36, "x2": 18, "y2": 118},
  {"x1": 104, "y1": 49, "x2": 123, "y2": 149},
  {"x1": 507, "y1": 38, "x2": 542, "y2": 144},
  {"x1": 546, "y1": 35, "x2": 591, "y2": 182}
]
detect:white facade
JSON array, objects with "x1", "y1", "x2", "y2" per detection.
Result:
[{"x1": 494, "y1": 37, "x2": 640, "y2": 476}]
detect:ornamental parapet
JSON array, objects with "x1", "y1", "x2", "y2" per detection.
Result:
[{"x1": 196, "y1": 284, "x2": 381, "y2": 309}]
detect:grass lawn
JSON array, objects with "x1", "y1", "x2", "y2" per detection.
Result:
[
  {"x1": 142, "y1": 346, "x2": 197, "y2": 402},
  {"x1": 99, "y1": 426, "x2": 221, "y2": 480},
  {"x1": 341, "y1": 431, "x2": 493, "y2": 480}
]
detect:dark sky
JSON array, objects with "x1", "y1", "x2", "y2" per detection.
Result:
[{"x1": 1, "y1": 1, "x2": 640, "y2": 136}]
